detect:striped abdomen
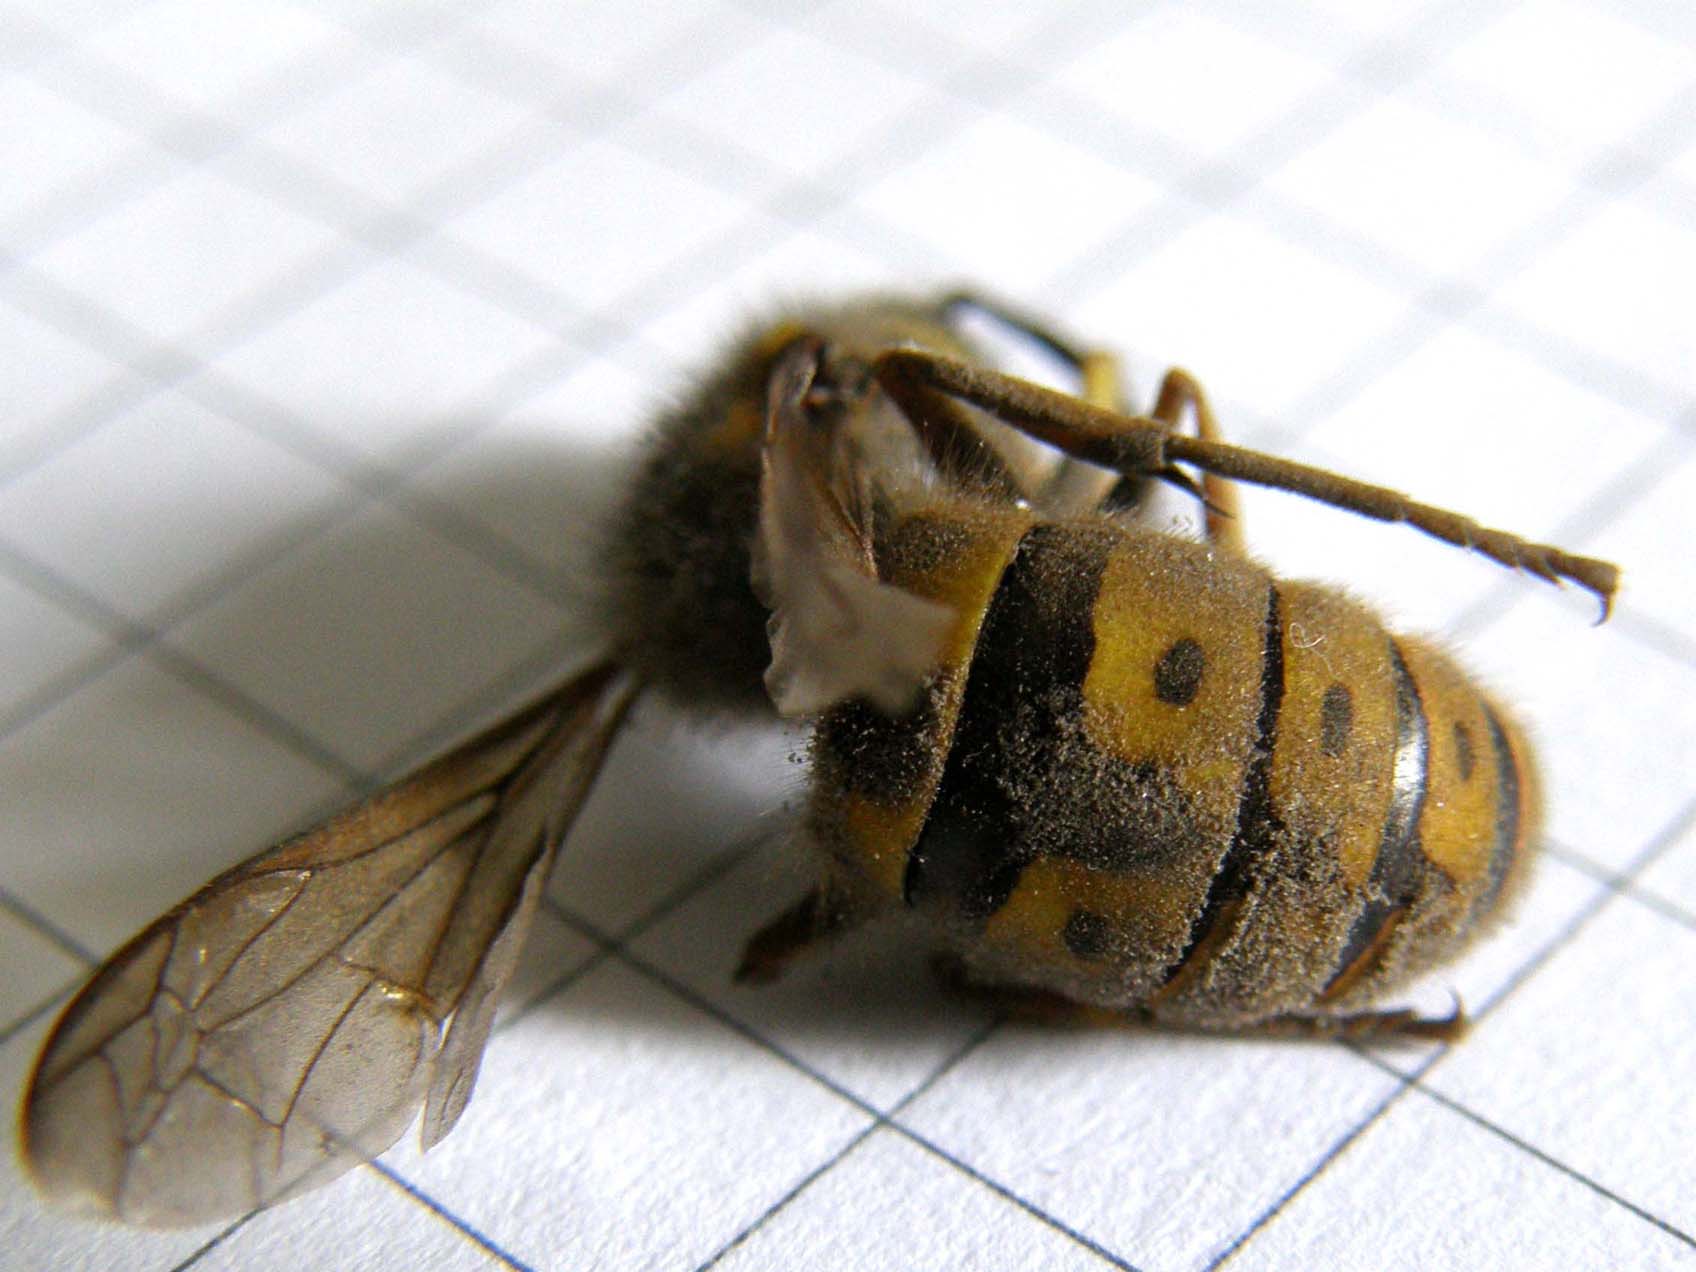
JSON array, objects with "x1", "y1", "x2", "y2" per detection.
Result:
[{"x1": 809, "y1": 513, "x2": 1539, "y2": 1025}]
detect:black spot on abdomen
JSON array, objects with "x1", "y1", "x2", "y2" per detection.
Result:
[
  {"x1": 1063, "y1": 910, "x2": 1112, "y2": 960},
  {"x1": 1320, "y1": 682, "x2": 1353, "y2": 757},
  {"x1": 1453, "y1": 720, "x2": 1475, "y2": 782},
  {"x1": 1153, "y1": 637, "x2": 1205, "y2": 706}
]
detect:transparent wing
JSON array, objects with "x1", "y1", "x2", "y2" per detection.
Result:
[
  {"x1": 755, "y1": 338, "x2": 954, "y2": 718},
  {"x1": 21, "y1": 661, "x2": 639, "y2": 1228}
]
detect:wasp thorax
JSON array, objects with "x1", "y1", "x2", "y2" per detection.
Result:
[{"x1": 604, "y1": 300, "x2": 979, "y2": 712}]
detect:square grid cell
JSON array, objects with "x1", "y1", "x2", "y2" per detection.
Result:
[
  {"x1": 2, "y1": 2, "x2": 1693, "y2": 1270},
  {"x1": 1230, "y1": 1085, "x2": 1696, "y2": 1271},
  {"x1": 70, "y1": 0, "x2": 350, "y2": 112},
  {"x1": 0, "y1": 75, "x2": 145, "y2": 238},
  {"x1": 1434, "y1": 2, "x2": 1696, "y2": 170},
  {"x1": 0, "y1": 390, "x2": 355, "y2": 622}
]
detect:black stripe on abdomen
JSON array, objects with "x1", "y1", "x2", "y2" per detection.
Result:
[
  {"x1": 902, "y1": 524, "x2": 1110, "y2": 922},
  {"x1": 1320, "y1": 638, "x2": 1431, "y2": 999},
  {"x1": 1156, "y1": 583, "x2": 1287, "y2": 986}
]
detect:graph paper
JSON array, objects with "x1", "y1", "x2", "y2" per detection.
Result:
[{"x1": 3, "y1": 0, "x2": 1694, "y2": 1268}]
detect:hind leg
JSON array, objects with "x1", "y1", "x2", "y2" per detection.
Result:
[
  {"x1": 933, "y1": 294, "x2": 1243, "y2": 541},
  {"x1": 932, "y1": 956, "x2": 1466, "y2": 1042},
  {"x1": 869, "y1": 346, "x2": 1617, "y2": 612},
  {"x1": 734, "y1": 881, "x2": 871, "y2": 985},
  {"x1": 1146, "y1": 368, "x2": 1244, "y2": 551}
]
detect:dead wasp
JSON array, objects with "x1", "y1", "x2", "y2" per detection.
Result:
[{"x1": 21, "y1": 291, "x2": 1619, "y2": 1227}]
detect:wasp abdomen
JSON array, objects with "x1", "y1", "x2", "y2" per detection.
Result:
[
  {"x1": 813, "y1": 516, "x2": 1540, "y2": 1026},
  {"x1": 809, "y1": 503, "x2": 1033, "y2": 897}
]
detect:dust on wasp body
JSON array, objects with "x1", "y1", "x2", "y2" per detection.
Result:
[{"x1": 20, "y1": 290, "x2": 1618, "y2": 1226}]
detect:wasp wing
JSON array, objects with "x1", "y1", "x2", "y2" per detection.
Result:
[
  {"x1": 21, "y1": 662, "x2": 638, "y2": 1228},
  {"x1": 754, "y1": 339, "x2": 954, "y2": 718}
]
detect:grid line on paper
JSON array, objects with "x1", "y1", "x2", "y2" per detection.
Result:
[
  {"x1": 0, "y1": 0, "x2": 1655, "y2": 698},
  {"x1": 0, "y1": 0, "x2": 843, "y2": 869},
  {"x1": 0, "y1": 0, "x2": 1675, "y2": 549},
  {"x1": 783, "y1": 0, "x2": 1696, "y2": 686},
  {"x1": 1207, "y1": 791, "x2": 1696, "y2": 1265},
  {"x1": 167, "y1": 1216, "x2": 261, "y2": 1272},
  {"x1": 0, "y1": 0, "x2": 827, "y2": 500},
  {"x1": 366, "y1": 1162, "x2": 538, "y2": 1272},
  {"x1": 532, "y1": 781, "x2": 1690, "y2": 1270},
  {"x1": 1374, "y1": 1069, "x2": 1696, "y2": 1253},
  {"x1": 541, "y1": 909, "x2": 1142, "y2": 1272},
  {"x1": 1609, "y1": 597, "x2": 1696, "y2": 676},
  {"x1": 1469, "y1": 796, "x2": 1696, "y2": 1011},
  {"x1": 695, "y1": 1015, "x2": 1011, "y2": 1272},
  {"x1": 0, "y1": 882, "x2": 95, "y2": 968},
  {"x1": 1243, "y1": 2, "x2": 1696, "y2": 240},
  {"x1": 161, "y1": 1160, "x2": 540, "y2": 1272},
  {"x1": 1039, "y1": 0, "x2": 1512, "y2": 305},
  {"x1": 0, "y1": 534, "x2": 371, "y2": 786},
  {"x1": 691, "y1": 1123, "x2": 885, "y2": 1272},
  {"x1": 1001, "y1": 16, "x2": 1696, "y2": 442},
  {"x1": 0, "y1": 4, "x2": 485, "y2": 264},
  {"x1": 1543, "y1": 795, "x2": 1696, "y2": 937},
  {"x1": 3, "y1": 0, "x2": 1682, "y2": 468},
  {"x1": 0, "y1": 987, "x2": 68, "y2": 1052},
  {"x1": 888, "y1": 1120, "x2": 1145, "y2": 1272},
  {"x1": 0, "y1": 0, "x2": 1151, "y2": 991},
  {"x1": 492, "y1": 833, "x2": 768, "y2": 1032},
  {"x1": 500, "y1": 801, "x2": 1147, "y2": 1271},
  {"x1": 1202, "y1": 1061, "x2": 1426, "y2": 1272},
  {"x1": 0, "y1": 0, "x2": 1125, "y2": 583},
  {"x1": 1548, "y1": 848, "x2": 1696, "y2": 935},
  {"x1": 157, "y1": 806, "x2": 771, "y2": 1269}
]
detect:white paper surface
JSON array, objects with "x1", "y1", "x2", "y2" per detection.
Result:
[{"x1": 3, "y1": 2, "x2": 1693, "y2": 1269}]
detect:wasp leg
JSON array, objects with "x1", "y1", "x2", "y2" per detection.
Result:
[
  {"x1": 1242, "y1": 1002, "x2": 1469, "y2": 1043},
  {"x1": 933, "y1": 956, "x2": 1467, "y2": 1042},
  {"x1": 934, "y1": 289, "x2": 1137, "y2": 430},
  {"x1": 1038, "y1": 358, "x2": 1124, "y2": 515},
  {"x1": 872, "y1": 348, "x2": 1619, "y2": 616},
  {"x1": 873, "y1": 354, "x2": 1024, "y2": 498},
  {"x1": 1045, "y1": 350, "x2": 1130, "y2": 514},
  {"x1": 734, "y1": 883, "x2": 871, "y2": 985},
  {"x1": 936, "y1": 288, "x2": 1127, "y2": 515},
  {"x1": 1148, "y1": 368, "x2": 1244, "y2": 550},
  {"x1": 1087, "y1": 367, "x2": 1245, "y2": 540},
  {"x1": 933, "y1": 290, "x2": 1234, "y2": 533},
  {"x1": 936, "y1": 288, "x2": 1097, "y2": 370}
]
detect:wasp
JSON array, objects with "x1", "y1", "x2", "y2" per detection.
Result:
[{"x1": 20, "y1": 291, "x2": 1619, "y2": 1227}]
